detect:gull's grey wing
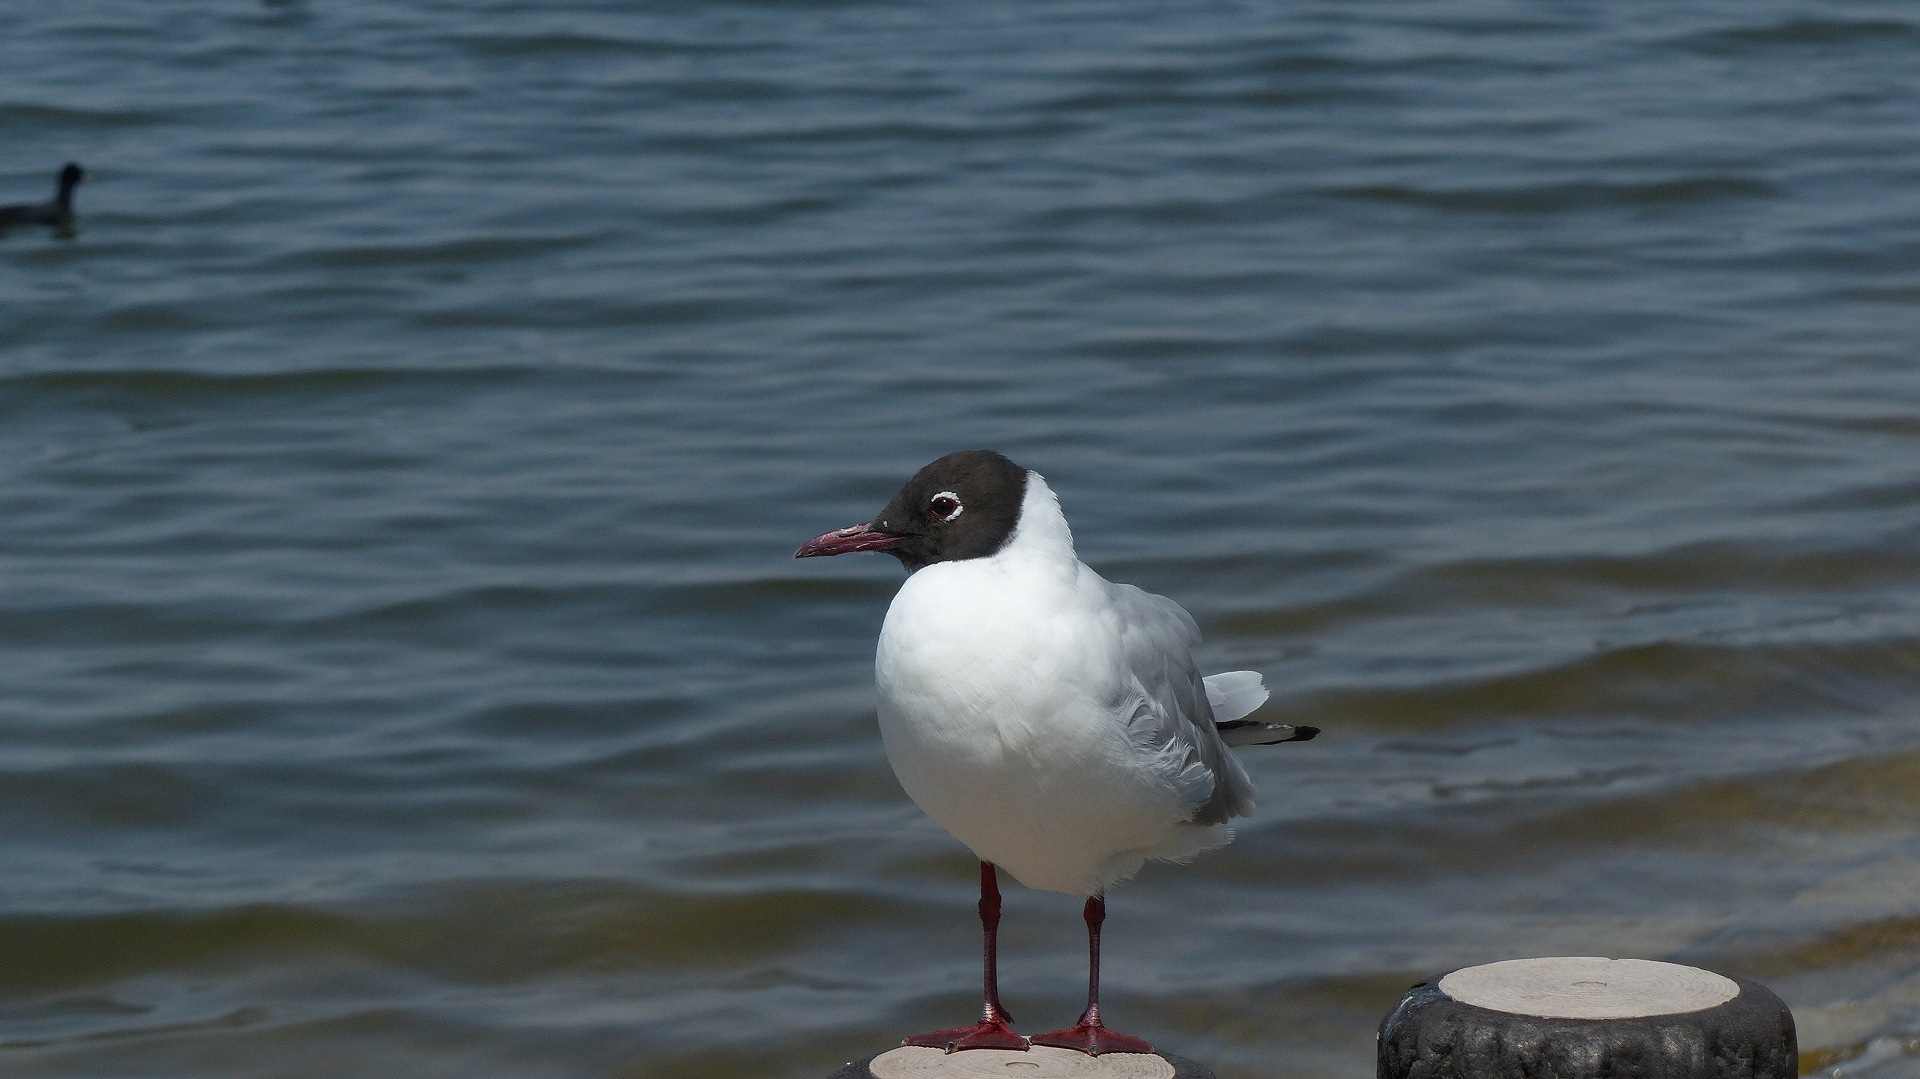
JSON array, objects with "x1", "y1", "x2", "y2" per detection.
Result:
[{"x1": 1106, "y1": 582, "x2": 1257, "y2": 826}]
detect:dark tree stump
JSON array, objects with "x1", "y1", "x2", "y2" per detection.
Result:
[{"x1": 1378, "y1": 957, "x2": 1797, "y2": 1079}]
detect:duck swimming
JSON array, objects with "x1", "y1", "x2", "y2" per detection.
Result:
[{"x1": 0, "y1": 163, "x2": 86, "y2": 233}]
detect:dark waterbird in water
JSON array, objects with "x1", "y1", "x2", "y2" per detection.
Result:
[{"x1": 0, "y1": 163, "x2": 87, "y2": 235}]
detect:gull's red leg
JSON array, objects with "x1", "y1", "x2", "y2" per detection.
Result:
[
  {"x1": 1030, "y1": 894, "x2": 1154, "y2": 1056},
  {"x1": 903, "y1": 862, "x2": 1027, "y2": 1052}
]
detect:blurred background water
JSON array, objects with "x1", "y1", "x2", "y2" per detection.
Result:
[{"x1": 4, "y1": 1, "x2": 1920, "y2": 1076}]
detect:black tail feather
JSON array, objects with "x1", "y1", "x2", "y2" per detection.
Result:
[{"x1": 1215, "y1": 719, "x2": 1320, "y2": 747}]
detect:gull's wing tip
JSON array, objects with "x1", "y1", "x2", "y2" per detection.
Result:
[{"x1": 1214, "y1": 720, "x2": 1320, "y2": 747}]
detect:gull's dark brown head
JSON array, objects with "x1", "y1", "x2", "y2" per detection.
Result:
[{"x1": 794, "y1": 450, "x2": 1029, "y2": 572}]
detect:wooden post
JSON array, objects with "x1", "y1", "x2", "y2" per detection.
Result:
[
  {"x1": 1378, "y1": 957, "x2": 1797, "y2": 1079},
  {"x1": 830, "y1": 1046, "x2": 1216, "y2": 1078}
]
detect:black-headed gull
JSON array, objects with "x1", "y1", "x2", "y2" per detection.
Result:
[{"x1": 796, "y1": 450, "x2": 1316, "y2": 1056}]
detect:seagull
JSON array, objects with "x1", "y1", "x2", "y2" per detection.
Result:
[
  {"x1": 796, "y1": 450, "x2": 1317, "y2": 1056},
  {"x1": 0, "y1": 163, "x2": 86, "y2": 234}
]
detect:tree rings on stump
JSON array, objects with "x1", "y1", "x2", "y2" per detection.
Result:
[
  {"x1": 829, "y1": 1046, "x2": 1216, "y2": 1079},
  {"x1": 1378, "y1": 957, "x2": 1797, "y2": 1079}
]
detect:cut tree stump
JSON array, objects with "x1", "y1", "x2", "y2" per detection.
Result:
[
  {"x1": 829, "y1": 1046, "x2": 1216, "y2": 1079},
  {"x1": 1378, "y1": 957, "x2": 1797, "y2": 1079}
]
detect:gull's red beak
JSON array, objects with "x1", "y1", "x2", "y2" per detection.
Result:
[{"x1": 794, "y1": 522, "x2": 907, "y2": 559}]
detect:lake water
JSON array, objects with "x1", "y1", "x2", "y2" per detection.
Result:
[{"x1": 4, "y1": 2, "x2": 1920, "y2": 1076}]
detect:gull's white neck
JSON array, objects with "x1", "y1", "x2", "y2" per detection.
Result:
[{"x1": 991, "y1": 471, "x2": 1077, "y2": 572}]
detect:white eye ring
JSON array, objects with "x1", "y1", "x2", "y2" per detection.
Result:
[{"x1": 929, "y1": 491, "x2": 964, "y2": 522}]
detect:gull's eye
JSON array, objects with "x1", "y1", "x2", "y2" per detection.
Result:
[{"x1": 928, "y1": 492, "x2": 963, "y2": 522}]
